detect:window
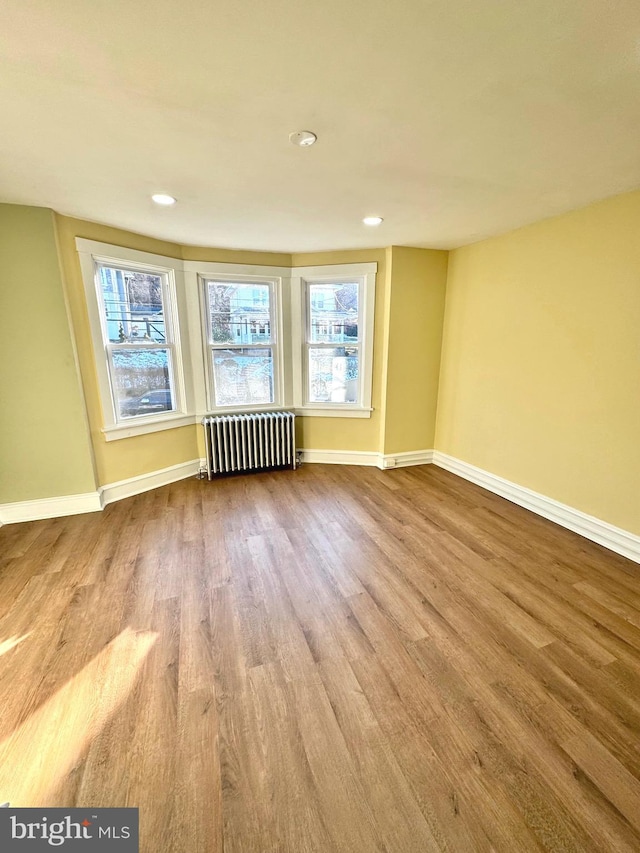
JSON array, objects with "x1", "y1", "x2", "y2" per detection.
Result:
[
  {"x1": 306, "y1": 281, "x2": 359, "y2": 404},
  {"x1": 77, "y1": 240, "x2": 191, "y2": 440},
  {"x1": 97, "y1": 263, "x2": 178, "y2": 419},
  {"x1": 202, "y1": 277, "x2": 281, "y2": 410},
  {"x1": 78, "y1": 245, "x2": 376, "y2": 436},
  {"x1": 292, "y1": 264, "x2": 376, "y2": 416}
]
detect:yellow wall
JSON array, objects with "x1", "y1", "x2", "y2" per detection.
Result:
[
  {"x1": 6, "y1": 194, "x2": 639, "y2": 542},
  {"x1": 181, "y1": 245, "x2": 291, "y2": 266},
  {"x1": 183, "y1": 245, "x2": 292, "y2": 462},
  {"x1": 55, "y1": 215, "x2": 198, "y2": 486},
  {"x1": 0, "y1": 205, "x2": 96, "y2": 503},
  {"x1": 55, "y1": 219, "x2": 387, "y2": 485},
  {"x1": 48, "y1": 220, "x2": 451, "y2": 486},
  {"x1": 291, "y1": 249, "x2": 388, "y2": 453},
  {"x1": 436, "y1": 190, "x2": 640, "y2": 536},
  {"x1": 383, "y1": 246, "x2": 448, "y2": 454}
]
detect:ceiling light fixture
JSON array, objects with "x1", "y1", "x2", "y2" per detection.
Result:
[
  {"x1": 289, "y1": 130, "x2": 317, "y2": 147},
  {"x1": 363, "y1": 216, "x2": 383, "y2": 226},
  {"x1": 151, "y1": 193, "x2": 176, "y2": 206}
]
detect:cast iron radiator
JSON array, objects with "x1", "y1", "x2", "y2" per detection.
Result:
[{"x1": 202, "y1": 412, "x2": 296, "y2": 478}]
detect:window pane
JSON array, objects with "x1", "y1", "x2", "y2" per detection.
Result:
[
  {"x1": 308, "y1": 347, "x2": 358, "y2": 403},
  {"x1": 309, "y1": 282, "x2": 358, "y2": 343},
  {"x1": 111, "y1": 348, "x2": 174, "y2": 418},
  {"x1": 212, "y1": 347, "x2": 274, "y2": 407},
  {"x1": 208, "y1": 282, "x2": 272, "y2": 345},
  {"x1": 99, "y1": 266, "x2": 166, "y2": 344}
]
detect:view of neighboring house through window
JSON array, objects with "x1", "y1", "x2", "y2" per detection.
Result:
[
  {"x1": 306, "y1": 281, "x2": 359, "y2": 403},
  {"x1": 97, "y1": 264, "x2": 177, "y2": 419},
  {"x1": 80, "y1": 242, "x2": 376, "y2": 436},
  {"x1": 204, "y1": 280, "x2": 277, "y2": 408}
]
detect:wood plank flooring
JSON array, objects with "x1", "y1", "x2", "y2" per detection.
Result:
[{"x1": 0, "y1": 463, "x2": 639, "y2": 851}]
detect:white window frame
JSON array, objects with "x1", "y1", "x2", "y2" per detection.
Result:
[
  {"x1": 182, "y1": 261, "x2": 291, "y2": 416},
  {"x1": 76, "y1": 239, "x2": 194, "y2": 440},
  {"x1": 201, "y1": 273, "x2": 283, "y2": 412},
  {"x1": 291, "y1": 263, "x2": 376, "y2": 418},
  {"x1": 78, "y1": 246, "x2": 375, "y2": 436}
]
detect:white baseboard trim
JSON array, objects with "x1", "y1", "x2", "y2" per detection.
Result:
[
  {"x1": 379, "y1": 450, "x2": 434, "y2": 469},
  {"x1": 7, "y1": 452, "x2": 635, "y2": 568},
  {"x1": 432, "y1": 451, "x2": 640, "y2": 565},
  {"x1": 300, "y1": 448, "x2": 434, "y2": 470},
  {"x1": 100, "y1": 459, "x2": 201, "y2": 506},
  {"x1": 0, "y1": 460, "x2": 203, "y2": 524},
  {"x1": 0, "y1": 492, "x2": 103, "y2": 525},
  {"x1": 300, "y1": 449, "x2": 380, "y2": 467}
]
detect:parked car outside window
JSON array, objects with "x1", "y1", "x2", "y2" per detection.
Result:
[{"x1": 120, "y1": 389, "x2": 173, "y2": 417}]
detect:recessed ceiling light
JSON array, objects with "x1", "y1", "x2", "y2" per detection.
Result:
[
  {"x1": 151, "y1": 193, "x2": 176, "y2": 206},
  {"x1": 289, "y1": 130, "x2": 317, "y2": 147},
  {"x1": 363, "y1": 216, "x2": 383, "y2": 226}
]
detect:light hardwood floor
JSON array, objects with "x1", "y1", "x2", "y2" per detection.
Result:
[{"x1": 1, "y1": 463, "x2": 639, "y2": 852}]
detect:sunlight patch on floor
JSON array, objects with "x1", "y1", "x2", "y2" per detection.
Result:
[
  {"x1": 0, "y1": 634, "x2": 31, "y2": 658},
  {"x1": 0, "y1": 627, "x2": 157, "y2": 806}
]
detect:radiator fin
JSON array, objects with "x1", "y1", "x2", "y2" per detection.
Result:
[{"x1": 203, "y1": 412, "x2": 296, "y2": 479}]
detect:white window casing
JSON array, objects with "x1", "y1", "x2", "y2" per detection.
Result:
[
  {"x1": 182, "y1": 261, "x2": 292, "y2": 417},
  {"x1": 291, "y1": 263, "x2": 377, "y2": 418},
  {"x1": 76, "y1": 239, "x2": 194, "y2": 441},
  {"x1": 201, "y1": 274, "x2": 283, "y2": 412},
  {"x1": 77, "y1": 242, "x2": 376, "y2": 437}
]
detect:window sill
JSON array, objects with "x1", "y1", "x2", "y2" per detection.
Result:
[
  {"x1": 294, "y1": 407, "x2": 373, "y2": 419},
  {"x1": 102, "y1": 413, "x2": 196, "y2": 441},
  {"x1": 101, "y1": 406, "x2": 373, "y2": 440}
]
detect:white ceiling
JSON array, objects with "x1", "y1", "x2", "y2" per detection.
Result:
[{"x1": 1, "y1": 0, "x2": 639, "y2": 252}]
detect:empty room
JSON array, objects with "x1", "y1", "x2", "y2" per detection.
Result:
[{"x1": 1, "y1": 0, "x2": 639, "y2": 850}]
